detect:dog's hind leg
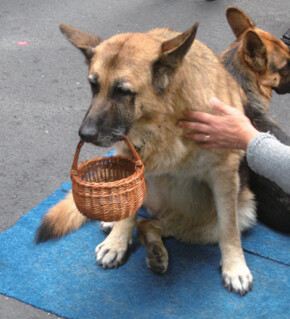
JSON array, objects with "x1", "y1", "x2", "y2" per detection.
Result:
[
  {"x1": 95, "y1": 214, "x2": 137, "y2": 269},
  {"x1": 137, "y1": 219, "x2": 169, "y2": 274}
]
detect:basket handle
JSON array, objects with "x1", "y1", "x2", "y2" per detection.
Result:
[
  {"x1": 71, "y1": 140, "x2": 84, "y2": 176},
  {"x1": 71, "y1": 137, "x2": 143, "y2": 176},
  {"x1": 122, "y1": 136, "x2": 143, "y2": 167}
]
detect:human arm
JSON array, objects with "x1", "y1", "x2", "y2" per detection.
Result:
[
  {"x1": 247, "y1": 133, "x2": 290, "y2": 193},
  {"x1": 178, "y1": 97, "x2": 259, "y2": 150},
  {"x1": 178, "y1": 97, "x2": 290, "y2": 193}
]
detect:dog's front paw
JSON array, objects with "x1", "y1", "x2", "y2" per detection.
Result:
[
  {"x1": 95, "y1": 238, "x2": 129, "y2": 269},
  {"x1": 146, "y1": 242, "x2": 168, "y2": 275},
  {"x1": 222, "y1": 263, "x2": 253, "y2": 296}
]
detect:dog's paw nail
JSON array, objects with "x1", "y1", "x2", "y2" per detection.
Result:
[{"x1": 222, "y1": 266, "x2": 253, "y2": 296}]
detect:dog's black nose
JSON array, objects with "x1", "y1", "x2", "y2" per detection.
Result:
[
  {"x1": 281, "y1": 28, "x2": 290, "y2": 46},
  {"x1": 79, "y1": 117, "x2": 98, "y2": 143}
]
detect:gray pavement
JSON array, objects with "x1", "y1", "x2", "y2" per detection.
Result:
[{"x1": 0, "y1": 0, "x2": 289, "y2": 318}]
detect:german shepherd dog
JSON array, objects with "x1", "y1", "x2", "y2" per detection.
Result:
[
  {"x1": 222, "y1": 7, "x2": 290, "y2": 233},
  {"x1": 36, "y1": 23, "x2": 257, "y2": 295}
]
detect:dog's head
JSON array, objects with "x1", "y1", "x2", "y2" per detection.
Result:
[
  {"x1": 226, "y1": 7, "x2": 290, "y2": 95},
  {"x1": 59, "y1": 23, "x2": 198, "y2": 147}
]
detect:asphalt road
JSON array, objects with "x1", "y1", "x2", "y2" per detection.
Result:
[{"x1": 0, "y1": 0, "x2": 289, "y2": 318}]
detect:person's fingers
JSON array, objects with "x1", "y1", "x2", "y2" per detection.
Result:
[
  {"x1": 185, "y1": 133, "x2": 234, "y2": 149},
  {"x1": 209, "y1": 97, "x2": 234, "y2": 115},
  {"x1": 184, "y1": 133, "x2": 212, "y2": 143},
  {"x1": 179, "y1": 121, "x2": 210, "y2": 133},
  {"x1": 183, "y1": 111, "x2": 215, "y2": 124},
  {"x1": 184, "y1": 133, "x2": 219, "y2": 148},
  {"x1": 198, "y1": 142, "x2": 221, "y2": 149}
]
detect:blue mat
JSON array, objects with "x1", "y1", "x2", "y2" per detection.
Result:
[{"x1": 0, "y1": 182, "x2": 289, "y2": 319}]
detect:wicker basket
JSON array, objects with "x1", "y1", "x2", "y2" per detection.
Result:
[{"x1": 70, "y1": 136, "x2": 146, "y2": 222}]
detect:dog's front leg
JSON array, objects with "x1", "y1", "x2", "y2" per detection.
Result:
[
  {"x1": 211, "y1": 168, "x2": 253, "y2": 296},
  {"x1": 95, "y1": 213, "x2": 137, "y2": 269}
]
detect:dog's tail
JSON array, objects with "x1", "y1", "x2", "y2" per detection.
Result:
[{"x1": 35, "y1": 192, "x2": 88, "y2": 243}]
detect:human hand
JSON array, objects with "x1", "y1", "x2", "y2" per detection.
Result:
[{"x1": 178, "y1": 97, "x2": 259, "y2": 150}]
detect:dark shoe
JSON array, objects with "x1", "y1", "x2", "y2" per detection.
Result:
[{"x1": 281, "y1": 28, "x2": 290, "y2": 46}]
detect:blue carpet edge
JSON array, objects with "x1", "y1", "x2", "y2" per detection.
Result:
[{"x1": 0, "y1": 182, "x2": 289, "y2": 319}]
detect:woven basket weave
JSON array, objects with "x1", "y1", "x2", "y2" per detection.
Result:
[{"x1": 70, "y1": 136, "x2": 146, "y2": 222}]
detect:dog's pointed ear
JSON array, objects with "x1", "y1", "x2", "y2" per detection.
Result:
[
  {"x1": 152, "y1": 23, "x2": 199, "y2": 93},
  {"x1": 226, "y1": 7, "x2": 255, "y2": 38},
  {"x1": 243, "y1": 30, "x2": 268, "y2": 73},
  {"x1": 59, "y1": 24, "x2": 102, "y2": 61}
]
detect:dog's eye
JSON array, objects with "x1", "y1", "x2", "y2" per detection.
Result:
[
  {"x1": 278, "y1": 61, "x2": 290, "y2": 77},
  {"x1": 280, "y1": 69, "x2": 288, "y2": 77},
  {"x1": 113, "y1": 84, "x2": 135, "y2": 97},
  {"x1": 116, "y1": 87, "x2": 134, "y2": 96}
]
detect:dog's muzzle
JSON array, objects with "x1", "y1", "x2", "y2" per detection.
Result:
[
  {"x1": 79, "y1": 117, "x2": 99, "y2": 143},
  {"x1": 78, "y1": 117, "x2": 124, "y2": 147}
]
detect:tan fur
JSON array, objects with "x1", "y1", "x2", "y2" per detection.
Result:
[
  {"x1": 38, "y1": 23, "x2": 257, "y2": 295},
  {"x1": 43, "y1": 193, "x2": 87, "y2": 237}
]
